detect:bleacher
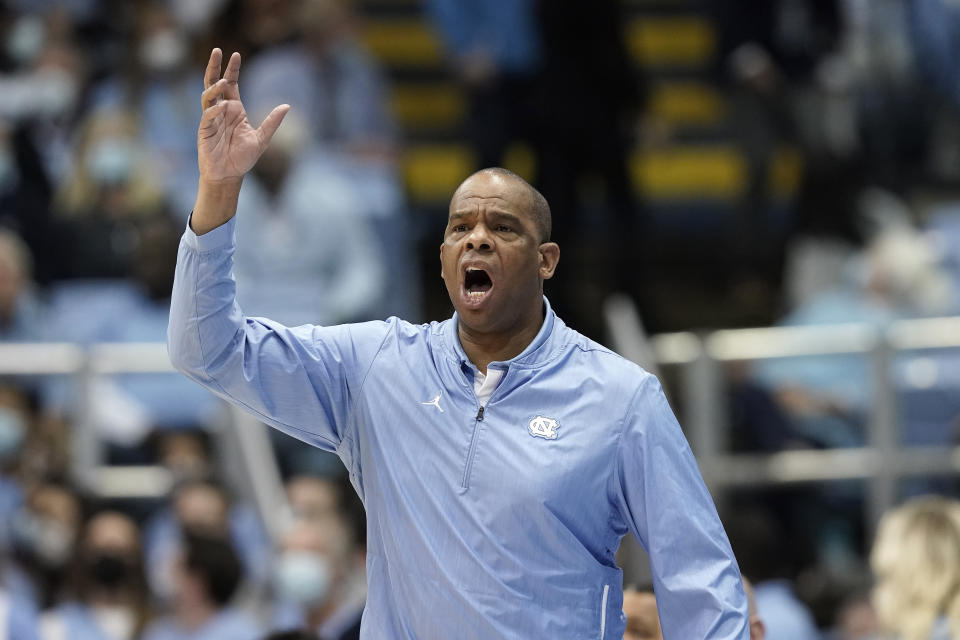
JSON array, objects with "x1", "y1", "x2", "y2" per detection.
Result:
[{"x1": 355, "y1": 0, "x2": 802, "y2": 213}]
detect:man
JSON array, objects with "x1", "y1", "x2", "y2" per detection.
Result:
[
  {"x1": 272, "y1": 509, "x2": 364, "y2": 640},
  {"x1": 141, "y1": 531, "x2": 262, "y2": 640},
  {"x1": 168, "y1": 48, "x2": 749, "y2": 639},
  {"x1": 742, "y1": 577, "x2": 767, "y2": 640},
  {"x1": 623, "y1": 586, "x2": 663, "y2": 640}
]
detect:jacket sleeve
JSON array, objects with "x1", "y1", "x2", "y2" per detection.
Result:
[
  {"x1": 612, "y1": 375, "x2": 750, "y2": 640},
  {"x1": 167, "y1": 217, "x2": 390, "y2": 452}
]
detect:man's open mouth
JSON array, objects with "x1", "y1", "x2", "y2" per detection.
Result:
[{"x1": 464, "y1": 267, "x2": 493, "y2": 299}]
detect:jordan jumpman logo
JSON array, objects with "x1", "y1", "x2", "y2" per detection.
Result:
[{"x1": 421, "y1": 393, "x2": 444, "y2": 413}]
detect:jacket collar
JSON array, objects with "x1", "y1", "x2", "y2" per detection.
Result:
[{"x1": 441, "y1": 296, "x2": 566, "y2": 370}]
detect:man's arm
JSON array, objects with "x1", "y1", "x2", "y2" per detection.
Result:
[
  {"x1": 168, "y1": 49, "x2": 389, "y2": 453},
  {"x1": 612, "y1": 375, "x2": 750, "y2": 639}
]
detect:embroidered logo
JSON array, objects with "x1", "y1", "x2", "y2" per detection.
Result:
[
  {"x1": 528, "y1": 415, "x2": 559, "y2": 440},
  {"x1": 421, "y1": 394, "x2": 444, "y2": 413}
]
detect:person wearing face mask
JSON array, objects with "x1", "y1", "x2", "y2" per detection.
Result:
[
  {"x1": 0, "y1": 386, "x2": 32, "y2": 548},
  {"x1": 144, "y1": 478, "x2": 272, "y2": 601},
  {"x1": 623, "y1": 586, "x2": 663, "y2": 640},
  {"x1": 272, "y1": 514, "x2": 364, "y2": 640},
  {"x1": 0, "y1": 229, "x2": 45, "y2": 343},
  {"x1": 50, "y1": 108, "x2": 170, "y2": 280},
  {"x1": 88, "y1": 1, "x2": 214, "y2": 216},
  {"x1": 39, "y1": 511, "x2": 151, "y2": 640},
  {"x1": 141, "y1": 530, "x2": 261, "y2": 640},
  {"x1": 10, "y1": 482, "x2": 82, "y2": 609}
]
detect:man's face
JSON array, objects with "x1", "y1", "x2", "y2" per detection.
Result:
[{"x1": 440, "y1": 172, "x2": 557, "y2": 334}]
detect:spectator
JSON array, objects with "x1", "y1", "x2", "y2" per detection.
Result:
[
  {"x1": 725, "y1": 507, "x2": 820, "y2": 640},
  {"x1": 0, "y1": 384, "x2": 34, "y2": 548},
  {"x1": 40, "y1": 511, "x2": 151, "y2": 640},
  {"x1": 425, "y1": 0, "x2": 541, "y2": 169},
  {"x1": 241, "y1": 0, "x2": 397, "y2": 155},
  {"x1": 50, "y1": 108, "x2": 171, "y2": 280},
  {"x1": 756, "y1": 214, "x2": 957, "y2": 449},
  {"x1": 238, "y1": 0, "x2": 413, "y2": 321},
  {"x1": 0, "y1": 9, "x2": 86, "y2": 184},
  {"x1": 0, "y1": 228, "x2": 45, "y2": 342},
  {"x1": 10, "y1": 481, "x2": 83, "y2": 608},
  {"x1": 41, "y1": 216, "x2": 220, "y2": 434},
  {"x1": 141, "y1": 531, "x2": 261, "y2": 640},
  {"x1": 154, "y1": 430, "x2": 214, "y2": 486},
  {"x1": 272, "y1": 515, "x2": 364, "y2": 640},
  {"x1": 742, "y1": 576, "x2": 767, "y2": 640},
  {"x1": 229, "y1": 108, "x2": 385, "y2": 328},
  {"x1": 286, "y1": 476, "x2": 339, "y2": 523},
  {"x1": 145, "y1": 479, "x2": 271, "y2": 601},
  {"x1": 622, "y1": 585, "x2": 662, "y2": 640},
  {"x1": 871, "y1": 496, "x2": 960, "y2": 640},
  {"x1": 828, "y1": 591, "x2": 879, "y2": 640},
  {"x1": 89, "y1": 1, "x2": 215, "y2": 214}
]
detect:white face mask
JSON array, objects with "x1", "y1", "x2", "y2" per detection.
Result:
[
  {"x1": 13, "y1": 510, "x2": 74, "y2": 568},
  {"x1": 171, "y1": 0, "x2": 229, "y2": 34},
  {"x1": 0, "y1": 406, "x2": 26, "y2": 461},
  {"x1": 274, "y1": 551, "x2": 333, "y2": 606},
  {"x1": 139, "y1": 30, "x2": 187, "y2": 74},
  {"x1": 86, "y1": 138, "x2": 136, "y2": 185},
  {"x1": 6, "y1": 15, "x2": 46, "y2": 65}
]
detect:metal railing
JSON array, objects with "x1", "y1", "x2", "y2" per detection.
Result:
[
  {"x1": 5, "y1": 307, "x2": 960, "y2": 563},
  {"x1": 0, "y1": 342, "x2": 289, "y2": 542},
  {"x1": 604, "y1": 295, "x2": 960, "y2": 535}
]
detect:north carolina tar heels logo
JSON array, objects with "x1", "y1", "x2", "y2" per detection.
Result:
[{"x1": 528, "y1": 416, "x2": 559, "y2": 440}]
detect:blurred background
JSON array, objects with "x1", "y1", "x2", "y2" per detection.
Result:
[{"x1": 2, "y1": 0, "x2": 960, "y2": 638}]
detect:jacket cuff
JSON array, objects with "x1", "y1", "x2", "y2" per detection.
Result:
[{"x1": 182, "y1": 214, "x2": 236, "y2": 252}]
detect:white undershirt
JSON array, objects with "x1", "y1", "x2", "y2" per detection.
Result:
[{"x1": 473, "y1": 368, "x2": 505, "y2": 406}]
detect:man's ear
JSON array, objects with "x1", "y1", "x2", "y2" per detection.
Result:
[
  {"x1": 538, "y1": 242, "x2": 560, "y2": 280},
  {"x1": 439, "y1": 243, "x2": 446, "y2": 279}
]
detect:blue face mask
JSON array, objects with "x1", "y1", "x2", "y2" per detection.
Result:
[
  {"x1": 0, "y1": 407, "x2": 25, "y2": 462},
  {"x1": 274, "y1": 551, "x2": 333, "y2": 606}
]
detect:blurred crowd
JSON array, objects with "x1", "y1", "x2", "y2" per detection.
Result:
[{"x1": 2, "y1": 0, "x2": 960, "y2": 638}]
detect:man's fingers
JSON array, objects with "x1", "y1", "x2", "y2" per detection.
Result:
[
  {"x1": 199, "y1": 101, "x2": 226, "y2": 133},
  {"x1": 256, "y1": 104, "x2": 291, "y2": 147},
  {"x1": 201, "y1": 78, "x2": 228, "y2": 110},
  {"x1": 204, "y1": 48, "x2": 222, "y2": 90},
  {"x1": 223, "y1": 51, "x2": 242, "y2": 100}
]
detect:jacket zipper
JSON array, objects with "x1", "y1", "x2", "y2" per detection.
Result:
[
  {"x1": 599, "y1": 584, "x2": 609, "y2": 639},
  {"x1": 461, "y1": 405, "x2": 484, "y2": 489}
]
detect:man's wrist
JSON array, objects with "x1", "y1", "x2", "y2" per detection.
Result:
[{"x1": 192, "y1": 177, "x2": 243, "y2": 235}]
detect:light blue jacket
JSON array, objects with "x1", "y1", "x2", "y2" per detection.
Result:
[{"x1": 167, "y1": 217, "x2": 749, "y2": 639}]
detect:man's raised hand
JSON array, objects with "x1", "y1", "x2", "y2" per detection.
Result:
[
  {"x1": 198, "y1": 48, "x2": 289, "y2": 183},
  {"x1": 191, "y1": 48, "x2": 289, "y2": 234}
]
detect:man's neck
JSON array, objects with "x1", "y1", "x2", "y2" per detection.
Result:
[{"x1": 458, "y1": 305, "x2": 545, "y2": 375}]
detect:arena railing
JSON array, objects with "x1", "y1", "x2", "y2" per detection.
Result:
[
  {"x1": 5, "y1": 306, "x2": 960, "y2": 553},
  {"x1": 604, "y1": 295, "x2": 960, "y2": 535},
  {"x1": 0, "y1": 342, "x2": 291, "y2": 542}
]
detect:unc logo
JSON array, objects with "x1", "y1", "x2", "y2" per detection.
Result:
[{"x1": 528, "y1": 416, "x2": 559, "y2": 440}]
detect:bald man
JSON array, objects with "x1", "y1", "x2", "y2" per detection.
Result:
[{"x1": 168, "y1": 48, "x2": 749, "y2": 639}]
